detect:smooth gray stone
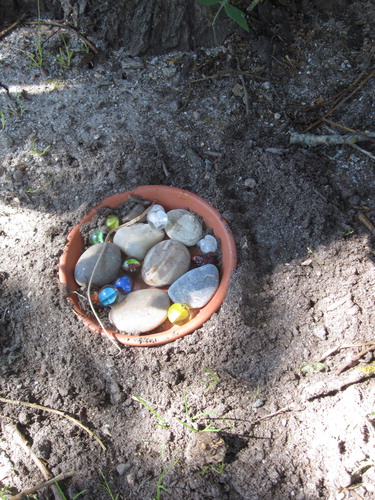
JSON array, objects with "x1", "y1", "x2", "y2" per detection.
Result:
[
  {"x1": 142, "y1": 239, "x2": 191, "y2": 287},
  {"x1": 165, "y1": 209, "x2": 203, "y2": 246},
  {"x1": 113, "y1": 223, "x2": 164, "y2": 260},
  {"x1": 109, "y1": 289, "x2": 170, "y2": 334},
  {"x1": 74, "y1": 243, "x2": 122, "y2": 287},
  {"x1": 168, "y1": 264, "x2": 220, "y2": 308}
]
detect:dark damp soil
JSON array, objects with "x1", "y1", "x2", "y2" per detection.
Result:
[{"x1": 0, "y1": 3, "x2": 374, "y2": 499}]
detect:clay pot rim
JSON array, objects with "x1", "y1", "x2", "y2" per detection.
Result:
[{"x1": 58, "y1": 185, "x2": 237, "y2": 347}]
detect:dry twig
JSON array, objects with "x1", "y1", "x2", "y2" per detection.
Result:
[
  {"x1": 0, "y1": 13, "x2": 28, "y2": 40},
  {"x1": 24, "y1": 20, "x2": 99, "y2": 54},
  {"x1": 5, "y1": 423, "x2": 66, "y2": 500},
  {"x1": 9, "y1": 472, "x2": 74, "y2": 500},
  {"x1": 0, "y1": 396, "x2": 106, "y2": 450},
  {"x1": 337, "y1": 345, "x2": 375, "y2": 374}
]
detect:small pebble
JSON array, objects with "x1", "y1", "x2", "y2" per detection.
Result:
[{"x1": 197, "y1": 234, "x2": 218, "y2": 253}]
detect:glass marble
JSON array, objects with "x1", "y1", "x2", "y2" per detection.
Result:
[
  {"x1": 197, "y1": 234, "x2": 218, "y2": 254},
  {"x1": 167, "y1": 303, "x2": 190, "y2": 325},
  {"x1": 88, "y1": 289, "x2": 100, "y2": 304},
  {"x1": 122, "y1": 257, "x2": 141, "y2": 273},
  {"x1": 98, "y1": 285, "x2": 119, "y2": 306},
  {"x1": 114, "y1": 275, "x2": 133, "y2": 294},
  {"x1": 105, "y1": 215, "x2": 120, "y2": 231},
  {"x1": 192, "y1": 254, "x2": 217, "y2": 267},
  {"x1": 89, "y1": 229, "x2": 105, "y2": 245},
  {"x1": 147, "y1": 204, "x2": 169, "y2": 230}
]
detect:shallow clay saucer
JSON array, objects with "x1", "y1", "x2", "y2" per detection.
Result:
[{"x1": 58, "y1": 185, "x2": 237, "y2": 346}]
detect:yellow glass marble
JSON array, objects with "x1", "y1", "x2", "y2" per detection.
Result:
[{"x1": 168, "y1": 303, "x2": 190, "y2": 325}]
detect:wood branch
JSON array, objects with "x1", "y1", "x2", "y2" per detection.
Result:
[
  {"x1": 290, "y1": 131, "x2": 375, "y2": 146},
  {"x1": 337, "y1": 345, "x2": 375, "y2": 374},
  {"x1": 24, "y1": 20, "x2": 99, "y2": 54},
  {"x1": 0, "y1": 13, "x2": 29, "y2": 40},
  {"x1": 9, "y1": 472, "x2": 74, "y2": 500},
  {"x1": 5, "y1": 423, "x2": 64, "y2": 500},
  {"x1": 0, "y1": 396, "x2": 106, "y2": 450}
]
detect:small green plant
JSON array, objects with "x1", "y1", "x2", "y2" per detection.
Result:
[
  {"x1": 204, "y1": 368, "x2": 219, "y2": 391},
  {"x1": 132, "y1": 395, "x2": 169, "y2": 429},
  {"x1": 196, "y1": 0, "x2": 249, "y2": 32},
  {"x1": 80, "y1": 41, "x2": 90, "y2": 54},
  {"x1": 52, "y1": 35, "x2": 75, "y2": 69},
  {"x1": 6, "y1": 94, "x2": 24, "y2": 118},
  {"x1": 26, "y1": 137, "x2": 51, "y2": 156},
  {"x1": 99, "y1": 471, "x2": 119, "y2": 500},
  {"x1": 0, "y1": 111, "x2": 6, "y2": 130},
  {"x1": 54, "y1": 481, "x2": 87, "y2": 499},
  {"x1": 198, "y1": 460, "x2": 226, "y2": 475},
  {"x1": 175, "y1": 391, "x2": 222, "y2": 433},
  {"x1": 154, "y1": 458, "x2": 180, "y2": 500},
  {"x1": 357, "y1": 362, "x2": 375, "y2": 376}
]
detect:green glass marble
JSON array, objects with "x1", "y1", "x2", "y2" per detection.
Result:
[
  {"x1": 89, "y1": 229, "x2": 105, "y2": 244},
  {"x1": 105, "y1": 215, "x2": 120, "y2": 230},
  {"x1": 122, "y1": 257, "x2": 141, "y2": 273}
]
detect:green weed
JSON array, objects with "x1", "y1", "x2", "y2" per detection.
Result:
[
  {"x1": 204, "y1": 368, "x2": 219, "y2": 391},
  {"x1": 54, "y1": 481, "x2": 87, "y2": 499},
  {"x1": 175, "y1": 391, "x2": 223, "y2": 433},
  {"x1": 6, "y1": 94, "x2": 24, "y2": 118},
  {"x1": 154, "y1": 458, "x2": 180, "y2": 500},
  {"x1": 198, "y1": 460, "x2": 226, "y2": 475},
  {"x1": 0, "y1": 111, "x2": 6, "y2": 130},
  {"x1": 52, "y1": 35, "x2": 75, "y2": 69},
  {"x1": 196, "y1": 0, "x2": 249, "y2": 32},
  {"x1": 99, "y1": 470, "x2": 119, "y2": 500},
  {"x1": 132, "y1": 395, "x2": 170, "y2": 429},
  {"x1": 26, "y1": 137, "x2": 51, "y2": 156}
]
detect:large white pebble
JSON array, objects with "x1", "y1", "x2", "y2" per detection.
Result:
[
  {"x1": 109, "y1": 289, "x2": 170, "y2": 334},
  {"x1": 168, "y1": 264, "x2": 220, "y2": 308},
  {"x1": 74, "y1": 243, "x2": 122, "y2": 287},
  {"x1": 165, "y1": 209, "x2": 203, "y2": 246},
  {"x1": 142, "y1": 240, "x2": 191, "y2": 287},
  {"x1": 113, "y1": 223, "x2": 164, "y2": 260}
]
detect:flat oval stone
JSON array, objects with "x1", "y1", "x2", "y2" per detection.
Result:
[
  {"x1": 74, "y1": 243, "x2": 122, "y2": 287},
  {"x1": 165, "y1": 209, "x2": 203, "y2": 246},
  {"x1": 109, "y1": 289, "x2": 170, "y2": 334},
  {"x1": 113, "y1": 223, "x2": 164, "y2": 260},
  {"x1": 142, "y1": 240, "x2": 191, "y2": 287},
  {"x1": 168, "y1": 264, "x2": 220, "y2": 308}
]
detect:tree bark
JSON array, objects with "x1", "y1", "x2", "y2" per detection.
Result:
[{"x1": 1, "y1": 0, "x2": 242, "y2": 55}]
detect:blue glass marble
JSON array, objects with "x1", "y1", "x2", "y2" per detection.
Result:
[
  {"x1": 98, "y1": 286, "x2": 119, "y2": 306},
  {"x1": 114, "y1": 275, "x2": 133, "y2": 294}
]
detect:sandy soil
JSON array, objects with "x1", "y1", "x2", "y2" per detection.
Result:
[{"x1": 0, "y1": 3, "x2": 374, "y2": 499}]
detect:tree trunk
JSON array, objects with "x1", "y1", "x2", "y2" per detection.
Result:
[{"x1": 1, "y1": 0, "x2": 242, "y2": 55}]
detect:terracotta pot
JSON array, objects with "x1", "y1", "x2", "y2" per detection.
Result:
[{"x1": 58, "y1": 186, "x2": 237, "y2": 346}]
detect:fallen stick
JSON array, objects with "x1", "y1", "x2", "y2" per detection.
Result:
[
  {"x1": 24, "y1": 20, "x2": 99, "y2": 54},
  {"x1": 337, "y1": 345, "x2": 375, "y2": 374},
  {"x1": 318, "y1": 342, "x2": 375, "y2": 362},
  {"x1": 290, "y1": 131, "x2": 375, "y2": 146},
  {"x1": 0, "y1": 13, "x2": 28, "y2": 40},
  {"x1": 9, "y1": 472, "x2": 74, "y2": 500},
  {"x1": 0, "y1": 396, "x2": 106, "y2": 450},
  {"x1": 5, "y1": 423, "x2": 65, "y2": 500}
]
